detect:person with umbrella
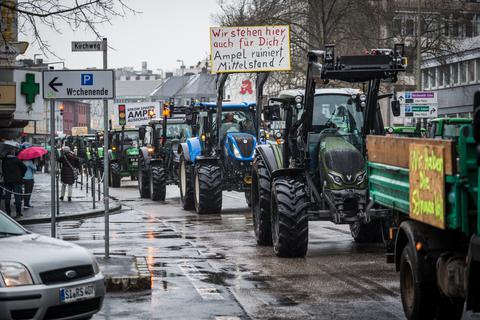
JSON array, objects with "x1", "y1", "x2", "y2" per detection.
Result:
[
  {"x1": 2, "y1": 149, "x2": 26, "y2": 217},
  {"x1": 18, "y1": 146, "x2": 46, "y2": 208}
]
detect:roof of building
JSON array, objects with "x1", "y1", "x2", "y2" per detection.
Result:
[
  {"x1": 175, "y1": 73, "x2": 217, "y2": 99},
  {"x1": 116, "y1": 79, "x2": 164, "y2": 99},
  {"x1": 150, "y1": 76, "x2": 191, "y2": 99}
]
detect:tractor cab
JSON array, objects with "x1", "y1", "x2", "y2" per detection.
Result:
[
  {"x1": 428, "y1": 117, "x2": 472, "y2": 140},
  {"x1": 108, "y1": 128, "x2": 140, "y2": 187}
]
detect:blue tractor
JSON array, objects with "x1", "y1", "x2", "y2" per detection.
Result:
[{"x1": 177, "y1": 101, "x2": 258, "y2": 214}]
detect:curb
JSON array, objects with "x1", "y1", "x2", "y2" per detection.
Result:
[
  {"x1": 17, "y1": 201, "x2": 122, "y2": 225},
  {"x1": 105, "y1": 256, "x2": 151, "y2": 292}
]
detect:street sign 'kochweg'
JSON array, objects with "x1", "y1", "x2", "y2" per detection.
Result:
[
  {"x1": 42, "y1": 70, "x2": 115, "y2": 100},
  {"x1": 71, "y1": 41, "x2": 105, "y2": 52}
]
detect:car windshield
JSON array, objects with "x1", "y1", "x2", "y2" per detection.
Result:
[
  {"x1": 312, "y1": 94, "x2": 363, "y2": 134},
  {"x1": 155, "y1": 123, "x2": 192, "y2": 139},
  {"x1": 214, "y1": 110, "x2": 255, "y2": 137},
  {"x1": 0, "y1": 212, "x2": 27, "y2": 238}
]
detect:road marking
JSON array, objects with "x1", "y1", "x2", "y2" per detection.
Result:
[{"x1": 179, "y1": 263, "x2": 224, "y2": 300}]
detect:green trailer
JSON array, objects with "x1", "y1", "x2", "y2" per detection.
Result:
[{"x1": 366, "y1": 105, "x2": 479, "y2": 318}]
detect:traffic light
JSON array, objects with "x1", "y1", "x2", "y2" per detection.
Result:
[
  {"x1": 118, "y1": 104, "x2": 126, "y2": 126},
  {"x1": 59, "y1": 104, "x2": 64, "y2": 116}
]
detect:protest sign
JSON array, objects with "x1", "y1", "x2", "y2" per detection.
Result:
[{"x1": 210, "y1": 25, "x2": 291, "y2": 74}]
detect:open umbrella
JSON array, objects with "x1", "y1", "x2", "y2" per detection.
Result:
[{"x1": 18, "y1": 146, "x2": 48, "y2": 160}]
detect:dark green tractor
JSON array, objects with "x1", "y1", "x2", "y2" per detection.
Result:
[
  {"x1": 108, "y1": 128, "x2": 140, "y2": 187},
  {"x1": 251, "y1": 45, "x2": 407, "y2": 257},
  {"x1": 138, "y1": 106, "x2": 193, "y2": 201}
]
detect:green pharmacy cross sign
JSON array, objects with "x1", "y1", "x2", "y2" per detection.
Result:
[{"x1": 21, "y1": 73, "x2": 40, "y2": 104}]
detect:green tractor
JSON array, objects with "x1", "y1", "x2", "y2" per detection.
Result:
[
  {"x1": 108, "y1": 128, "x2": 140, "y2": 187},
  {"x1": 138, "y1": 106, "x2": 193, "y2": 201},
  {"x1": 428, "y1": 117, "x2": 472, "y2": 139},
  {"x1": 251, "y1": 45, "x2": 407, "y2": 257}
]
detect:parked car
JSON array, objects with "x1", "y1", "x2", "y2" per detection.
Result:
[{"x1": 0, "y1": 212, "x2": 105, "y2": 320}]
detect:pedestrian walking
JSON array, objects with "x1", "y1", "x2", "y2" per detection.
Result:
[
  {"x1": 22, "y1": 159, "x2": 36, "y2": 208},
  {"x1": 2, "y1": 150, "x2": 26, "y2": 217},
  {"x1": 58, "y1": 146, "x2": 80, "y2": 202}
]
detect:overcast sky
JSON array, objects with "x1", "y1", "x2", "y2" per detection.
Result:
[{"x1": 19, "y1": 0, "x2": 221, "y2": 72}]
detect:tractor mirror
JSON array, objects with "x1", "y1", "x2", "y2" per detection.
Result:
[
  {"x1": 138, "y1": 127, "x2": 146, "y2": 141},
  {"x1": 391, "y1": 100, "x2": 401, "y2": 117}
]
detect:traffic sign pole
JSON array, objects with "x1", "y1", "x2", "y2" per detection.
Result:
[
  {"x1": 102, "y1": 38, "x2": 110, "y2": 259},
  {"x1": 50, "y1": 98, "x2": 56, "y2": 238}
]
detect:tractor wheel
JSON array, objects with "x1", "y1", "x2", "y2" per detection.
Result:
[
  {"x1": 349, "y1": 220, "x2": 382, "y2": 243},
  {"x1": 138, "y1": 165, "x2": 150, "y2": 199},
  {"x1": 193, "y1": 164, "x2": 222, "y2": 214},
  {"x1": 251, "y1": 157, "x2": 272, "y2": 246},
  {"x1": 179, "y1": 155, "x2": 194, "y2": 210},
  {"x1": 271, "y1": 177, "x2": 309, "y2": 258},
  {"x1": 110, "y1": 162, "x2": 121, "y2": 188},
  {"x1": 151, "y1": 166, "x2": 166, "y2": 201},
  {"x1": 399, "y1": 242, "x2": 438, "y2": 320}
]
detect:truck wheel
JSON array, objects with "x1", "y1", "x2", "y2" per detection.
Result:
[
  {"x1": 151, "y1": 166, "x2": 166, "y2": 201},
  {"x1": 138, "y1": 166, "x2": 150, "y2": 199},
  {"x1": 349, "y1": 221, "x2": 382, "y2": 243},
  {"x1": 251, "y1": 157, "x2": 272, "y2": 246},
  {"x1": 110, "y1": 162, "x2": 121, "y2": 188},
  {"x1": 400, "y1": 243, "x2": 437, "y2": 320},
  {"x1": 271, "y1": 178, "x2": 308, "y2": 257},
  {"x1": 179, "y1": 155, "x2": 194, "y2": 210},
  {"x1": 194, "y1": 164, "x2": 222, "y2": 214}
]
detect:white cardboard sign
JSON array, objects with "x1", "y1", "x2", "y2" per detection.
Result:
[{"x1": 210, "y1": 25, "x2": 291, "y2": 74}]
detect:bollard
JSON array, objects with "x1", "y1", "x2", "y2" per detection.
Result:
[
  {"x1": 92, "y1": 176, "x2": 96, "y2": 209},
  {"x1": 98, "y1": 171, "x2": 101, "y2": 201},
  {"x1": 56, "y1": 168, "x2": 60, "y2": 216},
  {"x1": 80, "y1": 166, "x2": 83, "y2": 191}
]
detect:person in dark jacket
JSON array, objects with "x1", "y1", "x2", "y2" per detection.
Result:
[
  {"x1": 58, "y1": 146, "x2": 80, "y2": 202},
  {"x1": 2, "y1": 150, "x2": 27, "y2": 217}
]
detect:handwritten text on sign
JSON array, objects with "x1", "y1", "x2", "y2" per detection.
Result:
[
  {"x1": 409, "y1": 143, "x2": 446, "y2": 229},
  {"x1": 210, "y1": 25, "x2": 291, "y2": 74}
]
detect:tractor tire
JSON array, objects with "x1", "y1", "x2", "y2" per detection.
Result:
[
  {"x1": 179, "y1": 155, "x2": 195, "y2": 210},
  {"x1": 193, "y1": 164, "x2": 222, "y2": 214},
  {"x1": 151, "y1": 166, "x2": 166, "y2": 201},
  {"x1": 110, "y1": 162, "x2": 121, "y2": 188},
  {"x1": 138, "y1": 166, "x2": 150, "y2": 199},
  {"x1": 349, "y1": 220, "x2": 382, "y2": 243},
  {"x1": 251, "y1": 157, "x2": 272, "y2": 246},
  {"x1": 271, "y1": 178, "x2": 309, "y2": 257},
  {"x1": 399, "y1": 243, "x2": 438, "y2": 320}
]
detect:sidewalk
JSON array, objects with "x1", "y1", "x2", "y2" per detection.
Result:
[{"x1": 14, "y1": 172, "x2": 122, "y2": 225}]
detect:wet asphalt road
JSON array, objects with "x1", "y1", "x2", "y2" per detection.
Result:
[{"x1": 28, "y1": 180, "x2": 405, "y2": 320}]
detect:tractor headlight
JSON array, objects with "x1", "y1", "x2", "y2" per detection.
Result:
[
  {"x1": 328, "y1": 172, "x2": 343, "y2": 185},
  {"x1": 356, "y1": 171, "x2": 367, "y2": 185},
  {"x1": 0, "y1": 262, "x2": 33, "y2": 287},
  {"x1": 232, "y1": 144, "x2": 242, "y2": 159}
]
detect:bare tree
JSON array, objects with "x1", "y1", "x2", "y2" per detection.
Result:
[{"x1": 0, "y1": 0, "x2": 137, "y2": 56}]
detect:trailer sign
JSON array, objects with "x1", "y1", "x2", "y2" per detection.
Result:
[{"x1": 397, "y1": 91, "x2": 438, "y2": 118}]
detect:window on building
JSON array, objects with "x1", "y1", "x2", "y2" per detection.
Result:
[
  {"x1": 468, "y1": 60, "x2": 476, "y2": 82},
  {"x1": 444, "y1": 65, "x2": 451, "y2": 86},
  {"x1": 443, "y1": 16, "x2": 450, "y2": 36},
  {"x1": 145, "y1": 76, "x2": 150, "y2": 80},
  {"x1": 393, "y1": 18, "x2": 402, "y2": 36},
  {"x1": 135, "y1": 76, "x2": 140, "y2": 80},
  {"x1": 475, "y1": 15, "x2": 480, "y2": 36},
  {"x1": 430, "y1": 68, "x2": 437, "y2": 88},
  {"x1": 466, "y1": 15, "x2": 474, "y2": 37},
  {"x1": 452, "y1": 63, "x2": 459, "y2": 84},
  {"x1": 460, "y1": 61, "x2": 467, "y2": 83},
  {"x1": 438, "y1": 66, "x2": 444, "y2": 87},
  {"x1": 422, "y1": 69, "x2": 429, "y2": 89},
  {"x1": 452, "y1": 19, "x2": 460, "y2": 37},
  {"x1": 406, "y1": 19, "x2": 415, "y2": 36},
  {"x1": 477, "y1": 59, "x2": 480, "y2": 83}
]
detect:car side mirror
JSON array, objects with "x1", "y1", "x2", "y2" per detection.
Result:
[
  {"x1": 391, "y1": 100, "x2": 401, "y2": 117},
  {"x1": 138, "y1": 127, "x2": 146, "y2": 141}
]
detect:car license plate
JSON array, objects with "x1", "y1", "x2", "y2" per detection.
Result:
[
  {"x1": 60, "y1": 284, "x2": 95, "y2": 304},
  {"x1": 131, "y1": 161, "x2": 138, "y2": 166}
]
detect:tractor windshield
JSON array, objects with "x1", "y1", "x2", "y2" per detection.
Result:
[
  {"x1": 215, "y1": 110, "x2": 255, "y2": 138},
  {"x1": 155, "y1": 123, "x2": 192, "y2": 139},
  {"x1": 312, "y1": 94, "x2": 363, "y2": 134}
]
